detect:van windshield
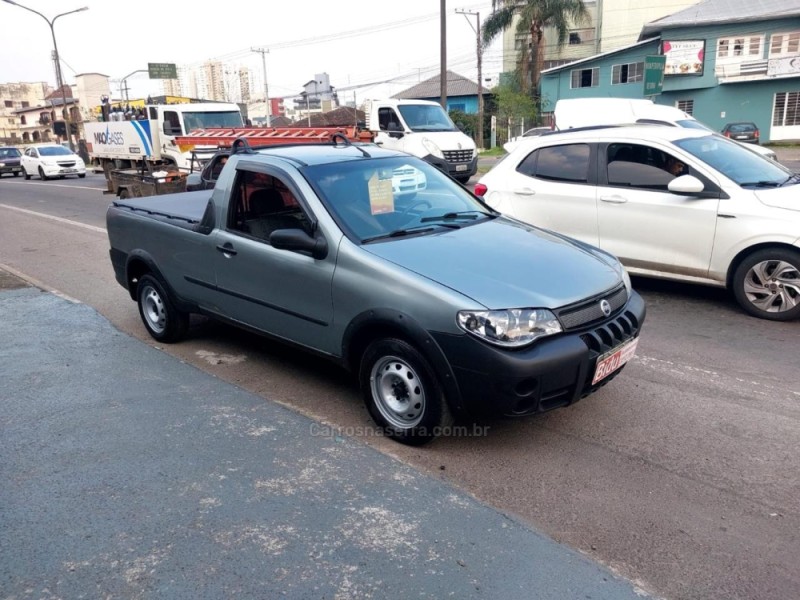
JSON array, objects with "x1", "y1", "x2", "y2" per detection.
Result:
[
  {"x1": 182, "y1": 111, "x2": 243, "y2": 130},
  {"x1": 397, "y1": 104, "x2": 458, "y2": 132},
  {"x1": 676, "y1": 119, "x2": 711, "y2": 131}
]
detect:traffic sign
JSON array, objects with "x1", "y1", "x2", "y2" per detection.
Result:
[
  {"x1": 148, "y1": 63, "x2": 178, "y2": 79},
  {"x1": 643, "y1": 56, "x2": 666, "y2": 96}
]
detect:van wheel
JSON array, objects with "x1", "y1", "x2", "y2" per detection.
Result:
[
  {"x1": 359, "y1": 338, "x2": 452, "y2": 445},
  {"x1": 118, "y1": 189, "x2": 130, "y2": 200},
  {"x1": 732, "y1": 248, "x2": 800, "y2": 321},
  {"x1": 136, "y1": 274, "x2": 189, "y2": 342}
]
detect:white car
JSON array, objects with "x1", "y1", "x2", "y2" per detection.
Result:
[
  {"x1": 21, "y1": 143, "x2": 86, "y2": 180},
  {"x1": 475, "y1": 126, "x2": 800, "y2": 321}
]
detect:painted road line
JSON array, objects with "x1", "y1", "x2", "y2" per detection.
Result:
[
  {"x1": 0, "y1": 180, "x2": 104, "y2": 192},
  {"x1": 0, "y1": 203, "x2": 106, "y2": 233}
]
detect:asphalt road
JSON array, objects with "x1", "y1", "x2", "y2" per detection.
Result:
[{"x1": 1, "y1": 162, "x2": 799, "y2": 600}]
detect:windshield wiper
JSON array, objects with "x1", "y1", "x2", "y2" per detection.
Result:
[
  {"x1": 361, "y1": 223, "x2": 460, "y2": 244},
  {"x1": 420, "y1": 210, "x2": 492, "y2": 223},
  {"x1": 738, "y1": 180, "x2": 782, "y2": 188},
  {"x1": 780, "y1": 173, "x2": 800, "y2": 187}
]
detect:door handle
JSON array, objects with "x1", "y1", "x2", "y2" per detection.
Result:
[
  {"x1": 600, "y1": 195, "x2": 628, "y2": 204},
  {"x1": 514, "y1": 188, "x2": 536, "y2": 196},
  {"x1": 216, "y1": 243, "x2": 237, "y2": 256}
]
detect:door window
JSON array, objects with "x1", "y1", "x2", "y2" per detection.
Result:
[
  {"x1": 378, "y1": 107, "x2": 402, "y2": 132},
  {"x1": 163, "y1": 111, "x2": 182, "y2": 135},
  {"x1": 606, "y1": 143, "x2": 687, "y2": 191},
  {"x1": 517, "y1": 144, "x2": 591, "y2": 183},
  {"x1": 228, "y1": 170, "x2": 310, "y2": 242}
]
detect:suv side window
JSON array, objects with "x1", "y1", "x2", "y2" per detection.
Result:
[
  {"x1": 228, "y1": 170, "x2": 311, "y2": 242},
  {"x1": 517, "y1": 144, "x2": 591, "y2": 183},
  {"x1": 606, "y1": 143, "x2": 686, "y2": 191}
]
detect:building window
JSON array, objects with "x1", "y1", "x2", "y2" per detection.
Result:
[
  {"x1": 676, "y1": 100, "x2": 694, "y2": 115},
  {"x1": 773, "y1": 91, "x2": 800, "y2": 127},
  {"x1": 7, "y1": 117, "x2": 14, "y2": 125},
  {"x1": 717, "y1": 35, "x2": 763, "y2": 59},
  {"x1": 20, "y1": 115, "x2": 26, "y2": 125},
  {"x1": 569, "y1": 32, "x2": 581, "y2": 45},
  {"x1": 611, "y1": 62, "x2": 644, "y2": 84},
  {"x1": 770, "y1": 31, "x2": 800, "y2": 57},
  {"x1": 21, "y1": 101, "x2": 29, "y2": 108},
  {"x1": 570, "y1": 68, "x2": 599, "y2": 88},
  {"x1": 4, "y1": 100, "x2": 12, "y2": 108}
]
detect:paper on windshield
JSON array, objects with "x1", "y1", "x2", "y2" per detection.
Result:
[{"x1": 368, "y1": 171, "x2": 394, "y2": 215}]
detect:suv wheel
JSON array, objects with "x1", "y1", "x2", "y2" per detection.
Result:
[
  {"x1": 359, "y1": 338, "x2": 452, "y2": 446},
  {"x1": 733, "y1": 248, "x2": 800, "y2": 321}
]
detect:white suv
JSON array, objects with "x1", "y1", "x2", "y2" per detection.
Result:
[
  {"x1": 21, "y1": 143, "x2": 86, "y2": 180},
  {"x1": 476, "y1": 126, "x2": 800, "y2": 321}
]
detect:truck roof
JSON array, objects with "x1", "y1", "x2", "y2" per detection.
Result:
[{"x1": 249, "y1": 142, "x2": 410, "y2": 166}]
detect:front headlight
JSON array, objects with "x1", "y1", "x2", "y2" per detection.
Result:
[
  {"x1": 421, "y1": 137, "x2": 444, "y2": 159},
  {"x1": 621, "y1": 268, "x2": 632, "y2": 295},
  {"x1": 0, "y1": 162, "x2": 5, "y2": 167},
  {"x1": 457, "y1": 308, "x2": 562, "y2": 348}
]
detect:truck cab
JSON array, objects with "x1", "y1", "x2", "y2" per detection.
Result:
[{"x1": 365, "y1": 99, "x2": 477, "y2": 183}]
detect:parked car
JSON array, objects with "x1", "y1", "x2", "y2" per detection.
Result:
[
  {"x1": 721, "y1": 122, "x2": 759, "y2": 144},
  {"x1": 21, "y1": 143, "x2": 86, "y2": 180},
  {"x1": 476, "y1": 126, "x2": 800, "y2": 321},
  {"x1": 505, "y1": 127, "x2": 553, "y2": 152},
  {"x1": 0, "y1": 146, "x2": 22, "y2": 177},
  {"x1": 107, "y1": 138, "x2": 645, "y2": 444}
]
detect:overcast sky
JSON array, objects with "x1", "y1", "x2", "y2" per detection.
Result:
[{"x1": 0, "y1": 0, "x2": 503, "y2": 102}]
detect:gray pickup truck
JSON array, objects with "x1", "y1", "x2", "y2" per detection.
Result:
[{"x1": 106, "y1": 138, "x2": 645, "y2": 444}]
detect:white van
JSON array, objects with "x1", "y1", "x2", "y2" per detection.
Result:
[{"x1": 553, "y1": 98, "x2": 777, "y2": 161}]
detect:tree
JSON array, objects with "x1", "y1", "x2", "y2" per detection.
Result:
[{"x1": 482, "y1": 0, "x2": 589, "y2": 103}]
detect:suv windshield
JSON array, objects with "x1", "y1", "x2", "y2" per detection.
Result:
[
  {"x1": 397, "y1": 104, "x2": 458, "y2": 132},
  {"x1": 38, "y1": 146, "x2": 74, "y2": 157},
  {"x1": 304, "y1": 156, "x2": 493, "y2": 242},
  {"x1": 0, "y1": 148, "x2": 21, "y2": 158},
  {"x1": 674, "y1": 135, "x2": 791, "y2": 187},
  {"x1": 182, "y1": 111, "x2": 243, "y2": 130}
]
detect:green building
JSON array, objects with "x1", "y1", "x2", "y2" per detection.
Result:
[{"x1": 540, "y1": 0, "x2": 800, "y2": 142}]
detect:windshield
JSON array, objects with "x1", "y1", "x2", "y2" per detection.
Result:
[
  {"x1": 304, "y1": 155, "x2": 493, "y2": 243},
  {"x1": 674, "y1": 135, "x2": 792, "y2": 187},
  {"x1": 397, "y1": 104, "x2": 458, "y2": 132},
  {"x1": 38, "y1": 146, "x2": 74, "y2": 157},
  {"x1": 676, "y1": 119, "x2": 712, "y2": 131},
  {"x1": 182, "y1": 110, "x2": 243, "y2": 130},
  {"x1": 0, "y1": 148, "x2": 21, "y2": 158}
]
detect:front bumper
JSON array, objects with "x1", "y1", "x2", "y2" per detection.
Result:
[
  {"x1": 422, "y1": 154, "x2": 478, "y2": 179},
  {"x1": 42, "y1": 164, "x2": 86, "y2": 177},
  {"x1": 432, "y1": 291, "x2": 646, "y2": 418},
  {"x1": 0, "y1": 164, "x2": 21, "y2": 174}
]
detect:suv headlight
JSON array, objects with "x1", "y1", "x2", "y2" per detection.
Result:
[
  {"x1": 421, "y1": 137, "x2": 444, "y2": 159},
  {"x1": 457, "y1": 308, "x2": 562, "y2": 348}
]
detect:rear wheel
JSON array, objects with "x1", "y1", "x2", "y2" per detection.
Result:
[
  {"x1": 78, "y1": 173, "x2": 86, "y2": 178},
  {"x1": 732, "y1": 248, "x2": 800, "y2": 321},
  {"x1": 136, "y1": 274, "x2": 189, "y2": 342},
  {"x1": 358, "y1": 338, "x2": 452, "y2": 445},
  {"x1": 23, "y1": 168, "x2": 31, "y2": 180}
]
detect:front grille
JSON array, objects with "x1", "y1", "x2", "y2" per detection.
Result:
[
  {"x1": 393, "y1": 167, "x2": 415, "y2": 176},
  {"x1": 57, "y1": 161, "x2": 76, "y2": 167},
  {"x1": 580, "y1": 309, "x2": 641, "y2": 356},
  {"x1": 443, "y1": 149, "x2": 473, "y2": 163},
  {"x1": 557, "y1": 285, "x2": 628, "y2": 331}
]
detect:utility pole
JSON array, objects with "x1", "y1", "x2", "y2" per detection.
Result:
[
  {"x1": 440, "y1": 0, "x2": 447, "y2": 110},
  {"x1": 456, "y1": 7, "x2": 483, "y2": 149},
  {"x1": 2, "y1": 1, "x2": 89, "y2": 150},
  {"x1": 251, "y1": 47, "x2": 271, "y2": 126}
]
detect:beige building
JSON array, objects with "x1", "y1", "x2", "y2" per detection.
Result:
[
  {"x1": 0, "y1": 81, "x2": 51, "y2": 143},
  {"x1": 73, "y1": 73, "x2": 111, "y2": 123},
  {"x1": 501, "y1": 0, "x2": 698, "y2": 73}
]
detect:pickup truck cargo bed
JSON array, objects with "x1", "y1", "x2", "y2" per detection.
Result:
[{"x1": 111, "y1": 191, "x2": 212, "y2": 231}]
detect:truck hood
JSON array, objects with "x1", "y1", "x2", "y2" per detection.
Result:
[
  {"x1": 364, "y1": 217, "x2": 623, "y2": 309},
  {"x1": 754, "y1": 185, "x2": 800, "y2": 212},
  {"x1": 414, "y1": 130, "x2": 476, "y2": 151}
]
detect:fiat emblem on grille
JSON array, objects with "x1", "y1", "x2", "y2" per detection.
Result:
[{"x1": 600, "y1": 299, "x2": 612, "y2": 317}]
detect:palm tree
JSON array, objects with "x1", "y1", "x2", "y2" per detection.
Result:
[{"x1": 483, "y1": 0, "x2": 589, "y2": 101}]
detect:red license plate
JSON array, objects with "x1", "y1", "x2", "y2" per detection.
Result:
[{"x1": 592, "y1": 337, "x2": 638, "y2": 385}]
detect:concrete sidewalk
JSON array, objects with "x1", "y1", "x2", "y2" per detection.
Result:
[{"x1": 0, "y1": 282, "x2": 648, "y2": 599}]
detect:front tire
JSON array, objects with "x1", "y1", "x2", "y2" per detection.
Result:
[
  {"x1": 38, "y1": 166, "x2": 48, "y2": 181},
  {"x1": 136, "y1": 274, "x2": 189, "y2": 342},
  {"x1": 732, "y1": 248, "x2": 800, "y2": 321},
  {"x1": 454, "y1": 174, "x2": 471, "y2": 184},
  {"x1": 78, "y1": 173, "x2": 86, "y2": 178},
  {"x1": 358, "y1": 338, "x2": 452, "y2": 445},
  {"x1": 23, "y1": 168, "x2": 31, "y2": 180}
]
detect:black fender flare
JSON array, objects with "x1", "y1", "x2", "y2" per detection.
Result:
[{"x1": 342, "y1": 309, "x2": 466, "y2": 417}]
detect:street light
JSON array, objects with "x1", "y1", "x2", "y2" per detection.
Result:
[{"x1": 2, "y1": 0, "x2": 88, "y2": 150}]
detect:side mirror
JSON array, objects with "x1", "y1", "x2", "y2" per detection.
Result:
[
  {"x1": 270, "y1": 229, "x2": 328, "y2": 260},
  {"x1": 186, "y1": 173, "x2": 202, "y2": 188},
  {"x1": 668, "y1": 174, "x2": 705, "y2": 195}
]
